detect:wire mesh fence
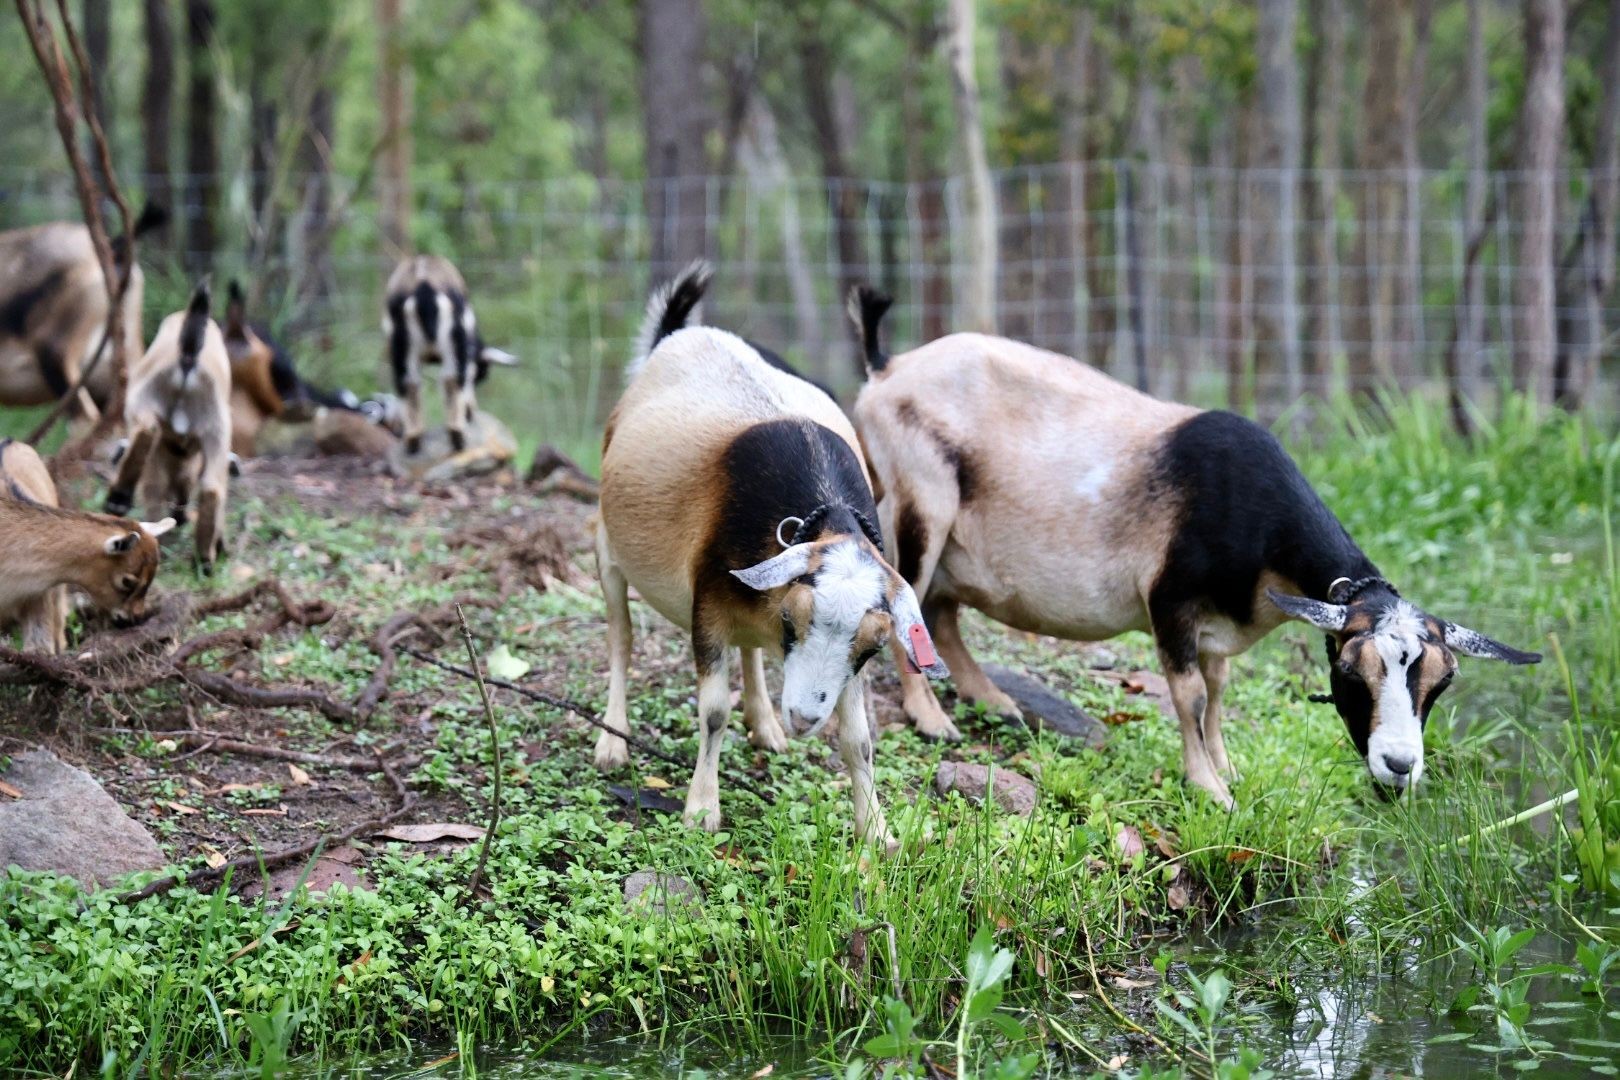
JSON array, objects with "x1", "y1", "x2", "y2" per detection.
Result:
[{"x1": 2, "y1": 160, "x2": 1614, "y2": 447}]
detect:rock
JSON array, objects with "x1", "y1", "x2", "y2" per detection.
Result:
[
  {"x1": 623, "y1": 870, "x2": 703, "y2": 916},
  {"x1": 981, "y1": 664, "x2": 1109, "y2": 748},
  {"x1": 1085, "y1": 647, "x2": 1120, "y2": 671},
  {"x1": 391, "y1": 411, "x2": 518, "y2": 482},
  {"x1": 0, "y1": 750, "x2": 165, "y2": 888},
  {"x1": 933, "y1": 761, "x2": 1039, "y2": 817}
]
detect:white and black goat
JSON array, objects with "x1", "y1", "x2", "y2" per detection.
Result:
[
  {"x1": 382, "y1": 256, "x2": 516, "y2": 454},
  {"x1": 592, "y1": 264, "x2": 946, "y2": 846},
  {"x1": 849, "y1": 288, "x2": 1540, "y2": 807}
]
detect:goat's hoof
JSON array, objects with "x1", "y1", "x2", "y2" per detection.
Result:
[
  {"x1": 912, "y1": 715, "x2": 963, "y2": 743},
  {"x1": 104, "y1": 491, "x2": 133, "y2": 516},
  {"x1": 592, "y1": 733, "x2": 630, "y2": 771},
  {"x1": 169, "y1": 507, "x2": 190, "y2": 528},
  {"x1": 448, "y1": 430, "x2": 466, "y2": 452},
  {"x1": 404, "y1": 435, "x2": 422, "y2": 455},
  {"x1": 747, "y1": 716, "x2": 790, "y2": 753},
  {"x1": 682, "y1": 805, "x2": 722, "y2": 833},
  {"x1": 972, "y1": 689, "x2": 1024, "y2": 722},
  {"x1": 228, "y1": 453, "x2": 242, "y2": 478}
]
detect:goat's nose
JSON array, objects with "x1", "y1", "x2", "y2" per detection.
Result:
[
  {"x1": 1382, "y1": 754, "x2": 1415, "y2": 777},
  {"x1": 787, "y1": 710, "x2": 810, "y2": 735}
]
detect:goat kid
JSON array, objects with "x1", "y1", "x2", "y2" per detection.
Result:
[
  {"x1": 1, "y1": 437, "x2": 172, "y2": 650},
  {"x1": 106, "y1": 283, "x2": 233, "y2": 573},
  {"x1": 849, "y1": 289, "x2": 1538, "y2": 807},
  {"x1": 594, "y1": 263, "x2": 946, "y2": 846},
  {"x1": 382, "y1": 256, "x2": 517, "y2": 455},
  {"x1": 0, "y1": 206, "x2": 165, "y2": 420},
  {"x1": 223, "y1": 280, "x2": 364, "y2": 456}
]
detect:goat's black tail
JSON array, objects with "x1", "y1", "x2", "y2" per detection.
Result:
[
  {"x1": 178, "y1": 280, "x2": 211, "y2": 372},
  {"x1": 630, "y1": 260, "x2": 713, "y2": 377},
  {"x1": 846, "y1": 285, "x2": 894, "y2": 375},
  {"x1": 111, "y1": 203, "x2": 170, "y2": 265}
]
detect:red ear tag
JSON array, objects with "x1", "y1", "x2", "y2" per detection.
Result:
[{"x1": 909, "y1": 623, "x2": 938, "y2": 669}]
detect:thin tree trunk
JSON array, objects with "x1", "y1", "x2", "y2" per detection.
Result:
[
  {"x1": 1253, "y1": 0, "x2": 1303, "y2": 417},
  {"x1": 739, "y1": 96, "x2": 823, "y2": 380},
  {"x1": 1556, "y1": 0, "x2": 1620, "y2": 406},
  {"x1": 640, "y1": 0, "x2": 712, "y2": 283},
  {"x1": 142, "y1": 0, "x2": 174, "y2": 252},
  {"x1": 1224, "y1": 103, "x2": 1257, "y2": 410},
  {"x1": 1049, "y1": 9, "x2": 1089, "y2": 360},
  {"x1": 82, "y1": 0, "x2": 110, "y2": 187},
  {"x1": 295, "y1": 85, "x2": 336, "y2": 335},
  {"x1": 183, "y1": 0, "x2": 217, "y2": 276},
  {"x1": 800, "y1": 29, "x2": 868, "y2": 372},
  {"x1": 377, "y1": 0, "x2": 411, "y2": 261},
  {"x1": 1513, "y1": 0, "x2": 1565, "y2": 404},
  {"x1": 1303, "y1": 0, "x2": 1345, "y2": 392},
  {"x1": 944, "y1": 0, "x2": 997, "y2": 332},
  {"x1": 902, "y1": 19, "x2": 948, "y2": 343},
  {"x1": 1452, "y1": 0, "x2": 1490, "y2": 426},
  {"x1": 1350, "y1": 0, "x2": 1410, "y2": 394}
]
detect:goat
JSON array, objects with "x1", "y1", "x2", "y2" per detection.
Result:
[
  {"x1": 1, "y1": 437, "x2": 173, "y2": 650},
  {"x1": 105, "y1": 283, "x2": 233, "y2": 573},
  {"x1": 381, "y1": 256, "x2": 517, "y2": 455},
  {"x1": 222, "y1": 280, "x2": 364, "y2": 456},
  {"x1": 0, "y1": 206, "x2": 165, "y2": 421},
  {"x1": 593, "y1": 263, "x2": 946, "y2": 846},
  {"x1": 848, "y1": 288, "x2": 1539, "y2": 807}
]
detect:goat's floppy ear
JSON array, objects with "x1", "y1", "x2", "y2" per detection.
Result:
[
  {"x1": 1267, "y1": 589, "x2": 1349, "y2": 632},
  {"x1": 732, "y1": 544, "x2": 814, "y2": 591},
  {"x1": 139, "y1": 517, "x2": 177, "y2": 539},
  {"x1": 479, "y1": 346, "x2": 519, "y2": 366},
  {"x1": 1443, "y1": 621, "x2": 1542, "y2": 664},
  {"x1": 891, "y1": 580, "x2": 949, "y2": 680},
  {"x1": 104, "y1": 531, "x2": 141, "y2": 555}
]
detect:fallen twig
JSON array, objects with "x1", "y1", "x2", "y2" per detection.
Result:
[
  {"x1": 399, "y1": 644, "x2": 778, "y2": 806},
  {"x1": 456, "y1": 606, "x2": 502, "y2": 900},
  {"x1": 90, "y1": 727, "x2": 417, "y2": 773},
  {"x1": 357, "y1": 611, "x2": 423, "y2": 719}
]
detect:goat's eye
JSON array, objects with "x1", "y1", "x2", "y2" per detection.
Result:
[
  {"x1": 118, "y1": 576, "x2": 138, "y2": 594},
  {"x1": 1335, "y1": 658, "x2": 1363, "y2": 681}
]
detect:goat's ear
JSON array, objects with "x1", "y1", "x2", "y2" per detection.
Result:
[
  {"x1": 731, "y1": 544, "x2": 814, "y2": 591},
  {"x1": 104, "y1": 531, "x2": 141, "y2": 555},
  {"x1": 1443, "y1": 621, "x2": 1542, "y2": 664},
  {"x1": 479, "y1": 346, "x2": 519, "y2": 367},
  {"x1": 890, "y1": 581, "x2": 949, "y2": 680},
  {"x1": 139, "y1": 517, "x2": 177, "y2": 539},
  {"x1": 224, "y1": 280, "x2": 247, "y2": 339},
  {"x1": 1267, "y1": 589, "x2": 1349, "y2": 632}
]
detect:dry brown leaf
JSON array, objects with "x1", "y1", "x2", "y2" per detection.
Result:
[
  {"x1": 1154, "y1": 831, "x2": 1180, "y2": 859},
  {"x1": 1114, "y1": 824, "x2": 1145, "y2": 861},
  {"x1": 1100, "y1": 711, "x2": 1141, "y2": 726},
  {"x1": 227, "y1": 939, "x2": 261, "y2": 963},
  {"x1": 203, "y1": 849, "x2": 228, "y2": 869},
  {"x1": 166, "y1": 801, "x2": 200, "y2": 816},
  {"x1": 287, "y1": 764, "x2": 312, "y2": 786},
  {"x1": 375, "y1": 822, "x2": 486, "y2": 842},
  {"x1": 1109, "y1": 976, "x2": 1155, "y2": 991},
  {"x1": 1105, "y1": 1054, "x2": 1128, "y2": 1071},
  {"x1": 749, "y1": 1066, "x2": 775, "y2": 1079},
  {"x1": 0, "y1": 779, "x2": 22, "y2": 799},
  {"x1": 211, "y1": 782, "x2": 260, "y2": 795},
  {"x1": 1033, "y1": 949, "x2": 1050, "y2": 978},
  {"x1": 1167, "y1": 880, "x2": 1191, "y2": 911},
  {"x1": 1227, "y1": 848, "x2": 1258, "y2": 864},
  {"x1": 783, "y1": 864, "x2": 799, "y2": 884},
  {"x1": 422, "y1": 1052, "x2": 459, "y2": 1069},
  {"x1": 242, "y1": 807, "x2": 288, "y2": 817}
]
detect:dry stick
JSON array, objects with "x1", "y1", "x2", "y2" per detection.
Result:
[
  {"x1": 456, "y1": 606, "x2": 502, "y2": 900},
  {"x1": 356, "y1": 612, "x2": 421, "y2": 719},
  {"x1": 89, "y1": 727, "x2": 416, "y2": 773},
  {"x1": 399, "y1": 644, "x2": 778, "y2": 806}
]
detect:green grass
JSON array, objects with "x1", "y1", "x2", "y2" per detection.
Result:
[{"x1": 1, "y1": 394, "x2": 1617, "y2": 1077}]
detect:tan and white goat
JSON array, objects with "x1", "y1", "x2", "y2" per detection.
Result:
[
  {"x1": 1, "y1": 437, "x2": 173, "y2": 651},
  {"x1": 0, "y1": 207, "x2": 164, "y2": 420},
  {"x1": 849, "y1": 288, "x2": 1539, "y2": 807},
  {"x1": 593, "y1": 265, "x2": 946, "y2": 845},
  {"x1": 105, "y1": 283, "x2": 233, "y2": 572}
]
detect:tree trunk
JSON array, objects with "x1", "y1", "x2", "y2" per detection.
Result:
[
  {"x1": 183, "y1": 0, "x2": 218, "y2": 276},
  {"x1": 800, "y1": 29, "x2": 868, "y2": 372},
  {"x1": 295, "y1": 85, "x2": 336, "y2": 334},
  {"x1": 1513, "y1": 0, "x2": 1565, "y2": 404},
  {"x1": 1556, "y1": 0, "x2": 1620, "y2": 406},
  {"x1": 1451, "y1": 0, "x2": 1490, "y2": 425},
  {"x1": 640, "y1": 0, "x2": 713, "y2": 284},
  {"x1": 377, "y1": 0, "x2": 412, "y2": 261},
  {"x1": 944, "y1": 0, "x2": 997, "y2": 332},
  {"x1": 1252, "y1": 0, "x2": 1304, "y2": 417},
  {"x1": 82, "y1": 0, "x2": 111, "y2": 187},
  {"x1": 142, "y1": 0, "x2": 174, "y2": 252},
  {"x1": 1349, "y1": 0, "x2": 1410, "y2": 394},
  {"x1": 1302, "y1": 0, "x2": 1345, "y2": 391},
  {"x1": 901, "y1": 20, "x2": 948, "y2": 343},
  {"x1": 1048, "y1": 9, "x2": 1090, "y2": 360},
  {"x1": 1400, "y1": 0, "x2": 1432, "y2": 383}
]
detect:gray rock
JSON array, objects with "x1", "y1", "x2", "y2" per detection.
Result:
[
  {"x1": 933, "y1": 761, "x2": 1039, "y2": 817},
  {"x1": 623, "y1": 870, "x2": 703, "y2": 916},
  {"x1": 0, "y1": 750, "x2": 165, "y2": 888},
  {"x1": 981, "y1": 664, "x2": 1108, "y2": 748}
]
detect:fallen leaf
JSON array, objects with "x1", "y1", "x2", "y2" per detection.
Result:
[
  {"x1": 783, "y1": 864, "x2": 799, "y2": 884},
  {"x1": 1227, "y1": 848, "x2": 1258, "y2": 864},
  {"x1": 1168, "y1": 881, "x2": 1191, "y2": 911},
  {"x1": 1154, "y1": 831, "x2": 1180, "y2": 859},
  {"x1": 375, "y1": 822, "x2": 486, "y2": 842},
  {"x1": 749, "y1": 1066, "x2": 775, "y2": 1079},
  {"x1": 1110, "y1": 976, "x2": 1155, "y2": 991},
  {"x1": 334, "y1": 949, "x2": 373, "y2": 987},
  {"x1": 167, "y1": 801, "x2": 200, "y2": 816},
  {"x1": 541, "y1": 975, "x2": 556, "y2": 993},
  {"x1": 1115, "y1": 824, "x2": 1145, "y2": 861},
  {"x1": 203, "y1": 849, "x2": 228, "y2": 869},
  {"x1": 0, "y1": 780, "x2": 22, "y2": 799},
  {"x1": 485, "y1": 643, "x2": 531, "y2": 680},
  {"x1": 642, "y1": 776, "x2": 672, "y2": 790},
  {"x1": 211, "y1": 782, "x2": 260, "y2": 795},
  {"x1": 227, "y1": 939, "x2": 261, "y2": 962},
  {"x1": 1100, "y1": 711, "x2": 1141, "y2": 726},
  {"x1": 287, "y1": 764, "x2": 312, "y2": 786},
  {"x1": 242, "y1": 807, "x2": 288, "y2": 817},
  {"x1": 1105, "y1": 1053, "x2": 1128, "y2": 1071},
  {"x1": 1034, "y1": 949, "x2": 1050, "y2": 978},
  {"x1": 714, "y1": 842, "x2": 744, "y2": 867},
  {"x1": 422, "y1": 1052, "x2": 459, "y2": 1069}
]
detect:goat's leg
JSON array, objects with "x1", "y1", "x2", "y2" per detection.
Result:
[
  {"x1": 930, "y1": 600, "x2": 1022, "y2": 720},
  {"x1": 1199, "y1": 652, "x2": 1236, "y2": 779},
  {"x1": 19, "y1": 590, "x2": 63, "y2": 655},
  {"x1": 193, "y1": 435, "x2": 231, "y2": 573},
  {"x1": 837, "y1": 675, "x2": 897, "y2": 854},
  {"x1": 402, "y1": 378, "x2": 424, "y2": 455},
  {"x1": 442, "y1": 374, "x2": 467, "y2": 453},
  {"x1": 882, "y1": 490, "x2": 963, "y2": 741},
  {"x1": 683, "y1": 632, "x2": 732, "y2": 832},
  {"x1": 740, "y1": 646, "x2": 788, "y2": 752},
  {"x1": 1160, "y1": 654, "x2": 1232, "y2": 810},
  {"x1": 105, "y1": 425, "x2": 157, "y2": 516},
  {"x1": 592, "y1": 527, "x2": 635, "y2": 771}
]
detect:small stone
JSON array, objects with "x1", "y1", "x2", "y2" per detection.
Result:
[
  {"x1": 933, "y1": 761, "x2": 1039, "y2": 817},
  {"x1": 0, "y1": 750, "x2": 165, "y2": 889},
  {"x1": 980, "y1": 664, "x2": 1108, "y2": 747},
  {"x1": 1086, "y1": 647, "x2": 1120, "y2": 671},
  {"x1": 623, "y1": 870, "x2": 703, "y2": 916}
]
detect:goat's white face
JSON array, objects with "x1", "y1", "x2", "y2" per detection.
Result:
[{"x1": 733, "y1": 537, "x2": 947, "y2": 735}]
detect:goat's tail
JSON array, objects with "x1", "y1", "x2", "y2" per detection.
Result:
[
  {"x1": 112, "y1": 203, "x2": 170, "y2": 265},
  {"x1": 846, "y1": 285, "x2": 894, "y2": 375},
  {"x1": 178, "y1": 280, "x2": 211, "y2": 373},
  {"x1": 630, "y1": 260, "x2": 713, "y2": 378}
]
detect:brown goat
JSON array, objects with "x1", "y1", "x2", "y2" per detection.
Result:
[
  {"x1": 105, "y1": 283, "x2": 233, "y2": 572},
  {"x1": 0, "y1": 208, "x2": 162, "y2": 420},
  {"x1": 1, "y1": 437, "x2": 173, "y2": 650}
]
